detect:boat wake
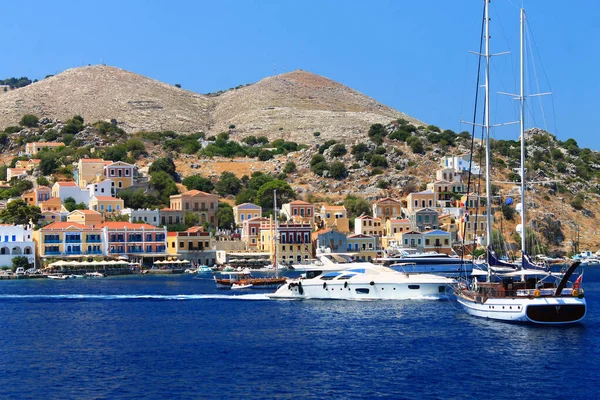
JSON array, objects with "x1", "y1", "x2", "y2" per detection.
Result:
[{"x1": 0, "y1": 293, "x2": 271, "y2": 301}]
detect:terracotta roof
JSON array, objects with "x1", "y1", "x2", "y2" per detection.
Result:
[
  {"x1": 313, "y1": 228, "x2": 334, "y2": 235},
  {"x1": 42, "y1": 222, "x2": 89, "y2": 230},
  {"x1": 99, "y1": 222, "x2": 161, "y2": 230},
  {"x1": 30, "y1": 142, "x2": 64, "y2": 147},
  {"x1": 181, "y1": 190, "x2": 212, "y2": 196},
  {"x1": 167, "y1": 232, "x2": 177, "y2": 237},
  {"x1": 93, "y1": 196, "x2": 122, "y2": 201},
  {"x1": 375, "y1": 197, "x2": 400, "y2": 204},
  {"x1": 8, "y1": 168, "x2": 27, "y2": 172},
  {"x1": 70, "y1": 210, "x2": 101, "y2": 215},
  {"x1": 289, "y1": 200, "x2": 312, "y2": 205},
  {"x1": 321, "y1": 205, "x2": 346, "y2": 210},
  {"x1": 347, "y1": 234, "x2": 376, "y2": 239},
  {"x1": 80, "y1": 158, "x2": 104, "y2": 163},
  {"x1": 389, "y1": 218, "x2": 410, "y2": 223},
  {"x1": 55, "y1": 181, "x2": 78, "y2": 186},
  {"x1": 36, "y1": 186, "x2": 50, "y2": 190}
]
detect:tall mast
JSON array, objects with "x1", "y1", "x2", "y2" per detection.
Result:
[
  {"x1": 519, "y1": 8, "x2": 527, "y2": 258},
  {"x1": 273, "y1": 190, "x2": 278, "y2": 275},
  {"x1": 484, "y1": 0, "x2": 492, "y2": 281}
]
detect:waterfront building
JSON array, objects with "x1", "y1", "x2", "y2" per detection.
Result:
[
  {"x1": 422, "y1": 229, "x2": 453, "y2": 255},
  {"x1": 24, "y1": 141, "x2": 65, "y2": 156},
  {"x1": 67, "y1": 209, "x2": 103, "y2": 227},
  {"x1": 0, "y1": 224, "x2": 35, "y2": 267},
  {"x1": 372, "y1": 197, "x2": 402, "y2": 223},
  {"x1": 34, "y1": 222, "x2": 104, "y2": 258},
  {"x1": 400, "y1": 231, "x2": 424, "y2": 250},
  {"x1": 166, "y1": 226, "x2": 216, "y2": 266},
  {"x1": 317, "y1": 205, "x2": 350, "y2": 233},
  {"x1": 313, "y1": 228, "x2": 347, "y2": 253},
  {"x1": 281, "y1": 200, "x2": 315, "y2": 224},
  {"x1": 385, "y1": 218, "x2": 412, "y2": 237},
  {"x1": 169, "y1": 190, "x2": 219, "y2": 226},
  {"x1": 241, "y1": 216, "x2": 268, "y2": 249},
  {"x1": 77, "y1": 158, "x2": 106, "y2": 188},
  {"x1": 104, "y1": 161, "x2": 135, "y2": 190},
  {"x1": 100, "y1": 222, "x2": 167, "y2": 261},
  {"x1": 260, "y1": 221, "x2": 313, "y2": 264},
  {"x1": 354, "y1": 214, "x2": 384, "y2": 237},
  {"x1": 121, "y1": 208, "x2": 160, "y2": 226},
  {"x1": 233, "y1": 203, "x2": 262, "y2": 226}
]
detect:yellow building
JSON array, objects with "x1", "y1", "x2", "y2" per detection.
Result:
[
  {"x1": 260, "y1": 221, "x2": 313, "y2": 264},
  {"x1": 15, "y1": 159, "x2": 40, "y2": 171},
  {"x1": 354, "y1": 214, "x2": 384, "y2": 237},
  {"x1": 24, "y1": 142, "x2": 65, "y2": 156},
  {"x1": 406, "y1": 190, "x2": 436, "y2": 214},
  {"x1": 67, "y1": 209, "x2": 103, "y2": 227},
  {"x1": 78, "y1": 158, "x2": 106, "y2": 188},
  {"x1": 346, "y1": 234, "x2": 381, "y2": 261},
  {"x1": 372, "y1": 197, "x2": 402, "y2": 223},
  {"x1": 318, "y1": 205, "x2": 350, "y2": 233},
  {"x1": 167, "y1": 226, "x2": 215, "y2": 266},
  {"x1": 89, "y1": 196, "x2": 125, "y2": 217},
  {"x1": 34, "y1": 222, "x2": 104, "y2": 258},
  {"x1": 385, "y1": 218, "x2": 412, "y2": 237},
  {"x1": 169, "y1": 190, "x2": 219, "y2": 226},
  {"x1": 104, "y1": 161, "x2": 135, "y2": 190},
  {"x1": 422, "y1": 230, "x2": 453, "y2": 255}
]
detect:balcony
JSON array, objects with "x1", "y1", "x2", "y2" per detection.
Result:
[
  {"x1": 65, "y1": 239, "x2": 82, "y2": 243},
  {"x1": 128, "y1": 236, "x2": 143, "y2": 242},
  {"x1": 85, "y1": 250, "x2": 103, "y2": 255},
  {"x1": 66, "y1": 251, "x2": 82, "y2": 255},
  {"x1": 44, "y1": 251, "x2": 61, "y2": 255},
  {"x1": 86, "y1": 238, "x2": 102, "y2": 243},
  {"x1": 44, "y1": 239, "x2": 61, "y2": 244}
]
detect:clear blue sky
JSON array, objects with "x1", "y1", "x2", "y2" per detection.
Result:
[{"x1": 3, "y1": 1, "x2": 599, "y2": 149}]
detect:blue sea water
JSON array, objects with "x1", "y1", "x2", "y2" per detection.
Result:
[{"x1": 0, "y1": 269, "x2": 598, "y2": 400}]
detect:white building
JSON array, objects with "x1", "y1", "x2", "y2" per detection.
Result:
[
  {"x1": 0, "y1": 224, "x2": 35, "y2": 267},
  {"x1": 121, "y1": 208, "x2": 160, "y2": 226},
  {"x1": 441, "y1": 155, "x2": 481, "y2": 175},
  {"x1": 86, "y1": 179, "x2": 115, "y2": 198},
  {"x1": 51, "y1": 181, "x2": 90, "y2": 206}
]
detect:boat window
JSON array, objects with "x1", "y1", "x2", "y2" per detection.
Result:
[
  {"x1": 408, "y1": 285, "x2": 420, "y2": 290},
  {"x1": 320, "y1": 272, "x2": 341, "y2": 280},
  {"x1": 355, "y1": 288, "x2": 369, "y2": 294},
  {"x1": 347, "y1": 268, "x2": 365, "y2": 274},
  {"x1": 336, "y1": 274, "x2": 356, "y2": 280}
]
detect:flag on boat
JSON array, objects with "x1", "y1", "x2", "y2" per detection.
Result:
[{"x1": 573, "y1": 272, "x2": 583, "y2": 289}]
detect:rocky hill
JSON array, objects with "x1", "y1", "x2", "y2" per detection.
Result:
[
  {"x1": 0, "y1": 66, "x2": 421, "y2": 144},
  {"x1": 0, "y1": 66, "x2": 214, "y2": 134}
]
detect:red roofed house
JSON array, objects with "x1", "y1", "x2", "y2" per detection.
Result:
[
  {"x1": 89, "y1": 196, "x2": 124, "y2": 217},
  {"x1": 100, "y1": 222, "x2": 167, "y2": 261}
]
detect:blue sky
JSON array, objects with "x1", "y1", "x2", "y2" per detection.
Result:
[{"x1": 3, "y1": 1, "x2": 599, "y2": 149}]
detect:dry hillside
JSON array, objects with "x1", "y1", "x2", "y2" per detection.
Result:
[
  {"x1": 0, "y1": 66, "x2": 214, "y2": 133},
  {"x1": 0, "y1": 66, "x2": 421, "y2": 144},
  {"x1": 212, "y1": 70, "x2": 422, "y2": 143}
]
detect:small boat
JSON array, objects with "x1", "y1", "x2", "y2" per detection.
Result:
[
  {"x1": 214, "y1": 271, "x2": 286, "y2": 290},
  {"x1": 47, "y1": 274, "x2": 69, "y2": 280},
  {"x1": 231, "y1": 283, "x2": 254, "y2": 290},
  {"x1": 197, "y1": 265, "x2": 212, "y2": 273},
  {"x1": 85, "y1": 272, "x2": 106, "y2": 278}
]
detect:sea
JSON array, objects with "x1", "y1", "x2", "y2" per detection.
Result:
[{"x1": 0, "y1": 267, "x2": 598, "y2": 400}]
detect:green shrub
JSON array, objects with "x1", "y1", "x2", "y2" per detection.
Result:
[{"x1": 19, "y1": 114, "x2": 39, "y2": 128}]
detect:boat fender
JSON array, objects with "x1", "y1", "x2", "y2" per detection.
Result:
[
  {"x1": 298, "y1": 282, "x2": 304, "y2": 295},
  {"x1": 369, "y1": 281, "x2": 375, "y2": 286},
  {"x1": 572, "y1": 289, "x2": 579, "y2": 297},
  {"x1": 534, "y1": 289, "x2": 540, "y2": 298},
  {"x1": 323, "y1": 282, "x2": 327, "y2": 289},
  {"x1": 344, "y1": 281, "x2": 348, "y2": 289},
  {"x1": 288, "y1": 283, "x2": 292, "y2": 290}
]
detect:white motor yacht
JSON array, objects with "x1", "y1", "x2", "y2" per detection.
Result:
[
  {"x1": 290, "y1": 252, "x2": 377, "y2": 275},
  {"x1": 269, "y1": 264, "x2": 455, "y2": 300}
]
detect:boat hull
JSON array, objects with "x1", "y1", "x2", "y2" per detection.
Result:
[
  {"x1": 456, "y1": 293, "x2": 586, "y2": 324},
  {"x1": 269, "y1": 280, "x2": 451, "y2": 300}
]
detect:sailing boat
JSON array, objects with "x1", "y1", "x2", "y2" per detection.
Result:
[
  {"x1": 455, "y1": 2, "x2": 586, "y2": 324},
  {"x1": 213, "y1": 190, "x2": 287, "y2": 290}
]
